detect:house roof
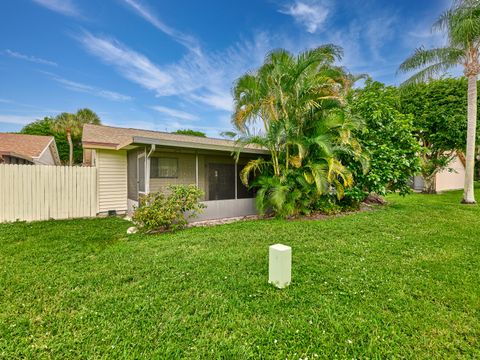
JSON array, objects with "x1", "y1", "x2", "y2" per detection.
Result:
[
  {"x1": 0, "y1": 133, "x2": 60, "y2": 163},
  {"x1": 82, "y1": 124, "x2": 268, "y2": 154}
]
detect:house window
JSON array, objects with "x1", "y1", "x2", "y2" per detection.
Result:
[{"x1": 150, "y1": 157, "x2": 178, "y2": 178}]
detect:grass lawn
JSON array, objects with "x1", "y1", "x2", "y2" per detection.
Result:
[{"x1": 1, "y1": 190, "x2": 480, "y2": 359}]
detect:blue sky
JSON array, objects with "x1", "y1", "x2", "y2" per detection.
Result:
[{"x1": 0, "y1": 0, "x2": 452, "y2": 136}]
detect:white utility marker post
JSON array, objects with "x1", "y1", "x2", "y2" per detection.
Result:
[{"x1": 269, "y1": 244, "x2": 291, "y2": 289}]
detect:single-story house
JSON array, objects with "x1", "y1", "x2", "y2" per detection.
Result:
[
  {"x1": 82, "y1": 124, "x2": 269, "y2": 221},
  {"x1": 411, "y1": 155, "x2": 466, "y2": 192},
  {"x1": 0, "y1": 133, "x2": 61, "y2": 165}
]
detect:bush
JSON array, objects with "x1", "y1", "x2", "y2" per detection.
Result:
[
  {"x1": 312, "y1": 195, "x2": 360, "y2": 215},
  {"x1": 132, "y1": 185, "x2": 206, "y2": 233},
  {"x1": 348, "y1": 80, "x2": 421, "y2": 199}
]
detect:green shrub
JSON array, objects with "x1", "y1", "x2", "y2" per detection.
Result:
[
  {"x1": 132, "y1": 185, "x2": 206, "y2": 233},
  {"x1": 311, "y1": 195, "x2": 360, "y2": 215}
]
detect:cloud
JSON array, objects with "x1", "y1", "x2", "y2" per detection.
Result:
[
  {"x1": 31, "y1": 0, "x2": 80, "y2": 17},
  {"x1": 4, "y1": 49, "x2": 58, "y2": 66},
  {"x1": 51, "y1": 75, "x2": 132, "y2": 101},
  {"x1": 279, "y1": 1, "x2": 330, "y2": 33},
  {"x1": 77, "y1": 31, "x2": 272, "y2": 112},
  {"x1": 151, "y1": 106, "x2": 198, "y2": 121},
  {"x1": 77, "y1": 32, "x2": 176, "y2": 95},
  {"x1": 121, "y1": 0, "x2": 201, "y2": 54},
  {"x1": 0, "y1": 114, "x2": 41, "y2": 125}
]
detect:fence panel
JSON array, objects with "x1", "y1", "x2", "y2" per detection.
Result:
[{"x1": 0, "y1": 164, "x2": 97, "y2": 223}]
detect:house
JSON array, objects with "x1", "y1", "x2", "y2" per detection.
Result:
[
  {"x1": 0, "y1": 133, "x2": 61, "y2": 165},
  {"x1": 411, "y1": 155, "x2": 466, "y2": 192},
  {"x1": 82, "y1": 124, "x2": 269, "y2": 221}
]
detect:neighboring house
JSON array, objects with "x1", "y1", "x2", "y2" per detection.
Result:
[
  {"x1": 0, "y1": 133, "x2": 61, "y2": 165},
  {"x1": 412, "y1": 155, "x2": 466, "y2": 192},
  {"x1": 82, "y1": 124, "x2": 268, "y2": 221}
]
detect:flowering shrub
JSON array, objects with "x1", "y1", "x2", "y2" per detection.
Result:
[{"x1": 132, "y1": 185, "x2": 206, "y2": 233}]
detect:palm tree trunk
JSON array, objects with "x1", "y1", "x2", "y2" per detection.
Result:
[
  {"x1": 462, "y1": 71, "x2": 478, "y2": 203},
  {"x1": 67, "y1": 130, "x2": 73, "y2": 166}
]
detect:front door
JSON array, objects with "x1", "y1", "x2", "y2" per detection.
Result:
[{"x1": 208, "y1": 163, "x2": 235, "y2": 200}]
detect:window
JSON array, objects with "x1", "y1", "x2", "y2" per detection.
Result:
[{"x1": 150, "y1": 157, "x2": 178, "y2": 178}]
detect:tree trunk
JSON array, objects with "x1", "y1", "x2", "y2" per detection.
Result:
[
  {"x1": 462, "y1": 72, "x2": 478, "y2": 204},
  {"x1": 67, "y1": 130, "x2": 73, "y2": 166},
  {"x1": 423, "y1": 174, "x2": 437, "y2": 194}
]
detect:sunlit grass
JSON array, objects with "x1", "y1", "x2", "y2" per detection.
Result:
[{"x1": 1, "y1": 189, "x2": 479, "y2": 358}]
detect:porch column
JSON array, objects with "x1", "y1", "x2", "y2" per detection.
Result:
[
  {"x1": 234, "y1": 161, "x2": 238, "y2": 199},
  {"x1": 145, "y1": 147, "x2": 150, "y2": 194},
  {"x1": 195, "y1": 152, "x2": 199, "y2": 187}
]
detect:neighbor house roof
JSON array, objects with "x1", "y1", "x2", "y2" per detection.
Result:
[
  {"x1": 82, "y1": 124, "x2": 268, "y2": 154},
  {"x1": 0, "y1": 133, "x2": 60, "y2": 164}
]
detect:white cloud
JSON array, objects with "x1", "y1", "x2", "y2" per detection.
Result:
[
  {"x1": 31, "y1": 0, "x2": 80, "y2": 17},
  {"x1": 77, "y1": 32, "x2": 176, "y2": 95},
  {"x1": 151, "y1": 105, "x2": 198, "y2": 121},
  {"x1": 77, "y1": 31, "x2": 272, "y2": 112},
  {"x1": 122, "y1": 0, "x2": 201, "y2": 54},
  {"x1": 279, "y1": 1, "x2": 330, "y2": 33},
  {"x1": 0, "y1": 114, "x2": 41, "y2": 125},
  {"x1": 4, "y1": 49, "x2": 58, "y2": 66},
  {"x1": 52, "y1": 76, "x2": 132, "y2": 101}
]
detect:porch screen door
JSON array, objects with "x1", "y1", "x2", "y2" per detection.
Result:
[{"x1": 138, "y1": 153, "x2": 146, "y2": 195}]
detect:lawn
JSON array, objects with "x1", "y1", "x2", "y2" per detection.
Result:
[{"x1": 1, "y1": 190, "x2": 479, "y2": 359}]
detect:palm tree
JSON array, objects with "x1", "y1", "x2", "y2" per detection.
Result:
[
  {"x1": 51, "y1": 108, "x2": 101, "y2": 166},
  {"x1": 76, "y1": 108, "x2": 101, "y2": 125},
  {"x1": 398, "y1": 0, "x2": 480, "y2": 203},
  {"x1": 232, "y1": 45, "x2": 364, "y2": 216}
]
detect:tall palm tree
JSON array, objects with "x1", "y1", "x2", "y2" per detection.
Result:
[
  {"x1": 51, "y1": 108, "x2": 101, "y2": 166},
  {"x1": 398, "y1": 0, "x2": 480, "y2": 204},
  {"x1": 232, "y1": 45, "x2": 364, "y2": 216}
]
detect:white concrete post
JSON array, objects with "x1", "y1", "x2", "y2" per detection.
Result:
[{"x1": 269, "y1": 244, "x2": 291, "y2": 288}]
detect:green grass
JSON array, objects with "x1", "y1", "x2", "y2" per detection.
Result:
[{"x1": 1, "y1": 190, "x2": 480, "y2": 359}]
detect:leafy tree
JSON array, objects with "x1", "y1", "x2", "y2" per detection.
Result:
[
  {"x1": 20, "y1": 117, "x2": 77, "y2": 164},
  {"x1": 173, "y1": 129, "x2": 206, "y2": 137},
  {"x1": 399, "y1": 78, "x2": 480, "y2": 192},
  {"x1": 398, "y1": 0, "x2": 480, "y2": 203},
  {"x1": 232, "y1": 45, "x2": 366, "y2": 217},
  {"x1": 348, "y1": 80, "x2": 421, "y2": 198},
  {"x1": 51, "y1": 108, "x2": 101, "y2": 166}
]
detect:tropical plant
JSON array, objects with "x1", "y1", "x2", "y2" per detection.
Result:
[
  {"x1": 51, "y1": 108, "x2": 101, "y2": 166},
  {"x1": 398, "y1": 0, "x2": 480, "y2": 203},
  {"x1": 348, "y1": 81, "x2": 421, "y2": 198},
  {"x1": 232, "y1": 45, "x2": 366, "y2": 217}
]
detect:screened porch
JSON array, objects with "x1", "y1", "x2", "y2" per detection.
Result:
[{"x1": 126, "y1": 145, "x2": 261, "y2": 220}]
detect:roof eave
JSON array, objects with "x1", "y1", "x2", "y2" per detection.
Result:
[
  {"x1": 82, "y1": 141, "x2": 119, "y2": 150},
  {"x1": 128, "y1": 136, "x2": 269, "y2": 154}
]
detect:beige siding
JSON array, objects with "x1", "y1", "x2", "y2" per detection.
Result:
[
  {"x1": 436, "y1": 156, "x2": 465, "y2": 192},
  {"x1": 96, "y1": 149, "x2": 127, "y2": 214},
  {"x1": 0, "y1": 164, "x2": 97, "y2": 222}
]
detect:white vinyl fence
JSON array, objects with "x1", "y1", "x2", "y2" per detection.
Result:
[{"x1": 0, "y1": 164, "x2": 97, "y2": 223}]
